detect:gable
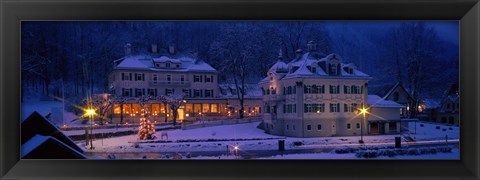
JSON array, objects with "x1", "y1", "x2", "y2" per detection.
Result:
[{"x1": 384, "y1": 85, "x2": 414, "y2": 103}]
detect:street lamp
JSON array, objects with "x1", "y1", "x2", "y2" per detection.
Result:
[
  {"x1": 85, "y1": 108, "x2": 96, "y2": 149},
  {"x1": 233, "y1": 144, "x2": 239, "y2": 159},
  {"x1": 357, "y1": 106, "x2": 369, "y2": 144}
]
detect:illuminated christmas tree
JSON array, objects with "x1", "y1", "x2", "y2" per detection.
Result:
[{"x1": 137, "y1": 96, "x2": 156, "y2": 140}]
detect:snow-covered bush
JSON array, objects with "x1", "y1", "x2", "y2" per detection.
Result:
[
  {"x1": 407, "y1": 148, "x2": 420, "y2": 155},
  {"x1": 293, "y1": 141, "x2": 303, "y2": 146},
  {"x1": 334, "y1": 147, "x2": 358, "y2": 154},
  {"x1": 438, "y1": 146, "x2": 452, "y2": 153},
  {"x1": 355, "y1": 150, "x2": 378, "y2": 158}
]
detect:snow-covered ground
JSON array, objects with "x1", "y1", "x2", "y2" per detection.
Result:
[
  {"x1": 257, "y1": 148, "x2": 459, "y2": 160},
  {"x1": 82, "y1": 121, "x2": 459, "y2": 160}
]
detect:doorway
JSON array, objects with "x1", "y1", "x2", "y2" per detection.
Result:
[{"x1": 178, "y1": 108, "x2": 184, "y2": 121}]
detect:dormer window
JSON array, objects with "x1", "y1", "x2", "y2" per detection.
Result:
[
  {"x1": 156, "y1": 64, "x2": 160, "y2": 68},
  {"x1": 166, "y1": 63, "x2": 171, "y2": 68},
  {"x1": 176, "y1": 64, "x2": 180, "y2": 68},
  {"x1": 331, "y1": 65, "x2": 337, "y2": 74}
]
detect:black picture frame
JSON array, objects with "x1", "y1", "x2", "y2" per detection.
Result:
[{"x1": 1, "y1": 0, "x2": 479, "y2": 179}]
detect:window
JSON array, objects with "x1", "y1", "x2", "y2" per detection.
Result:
[
  {"x1": 180, "y1": 75, "x2": 185, "y2": 83},
  {"x1": 304, "y1": 85, "x2": 312, "y2": 94},
  {"x1": 329, "y1": 85, "x2": 340, "y2": 94},
  {"x1": 167, "y1": 75, "x2": 171, "y2": 84},
  {"x1": 166, "y1": 63, "x2": 171, "y2": 68},
  {"x1": 176, "y1": 64, "x2": 180, "y2": 68},
  {"x1": 304, "y1": 104, "x2": 314, "y2": 113},
  {"x1": 315, "y1": 103, "x2": 325, "y2": 113},
  {"x1": 293, "y1": 86, "x2": 296, "y2": 94},
  {"x1": 147, "y1": 88, "x2": 157, "y2": 97},
  {"x1": 351, "y1": 103, "x2": 358, "y2": 112},
  {"x1": 356, "y1": 123, "x2": 360, "y2": 129},
  {"x1": 165, "y1": 88, "x2": 174, "y2": 95},
  {"x1": 307, "y1": 125, "x2": 311, "y2": 131},
  {"x1": 311, "y1": 67, "x2": 316, "y2": 73},
  {"x1": 193, "y1": 104, "x2": 201, "y2": 113},
  {"x1": 271, "y1": 88, "x2": 276, "y2": 95},
  {"x1": 344, "y1": 104, "x2": 354, "y2": 112},
  {"x1": 344, "y1": 85, "x2": 351, "y2": 94},
  {"x1": 331, "y1": 64, "x2": 337, "y2": 74},
  {"x1": 205, "y1": 75, "x2": 213, "y2": 83},
  {"x1": 152, "y1": 74, "x2": 158, "y2": 82},
  {"x1": 122, "y1": 73, "x2": 131, "y2": 81},
  {"x1": 135, "y1": 73, "x2": 143, "y2": 81},
  {"x1": 211, "y1": 104, "x2": 218, "y2": 113},
  {"x1": 202, "y1": 104, "x2": 210, "y2": 113},
  {"x1": 205, "y1": 90, "x2": 213, "y2": 97},
  {"x1": 330, "y1": 103, "x2": 340, "y2": 112},
  {"x1": 185, "y1": 104, "x2": 193, "y2": 113},
  {"x1": 122, "y1": 88, "x2": 130, "y2": 97},
  {"x1": 194, "y1": 75, "x2": 201, "y2": 82},
  {"x1": 287, "y1": 86, "x2": 292, "y2": 94},
  {"x1": 317, "y1": 124, "x2": 322, "y2": 130},
  {"x1": 182, "y1": 89, "x2": 190, "y2": 97},
  {"x1": 286, "y1": 125, "x2": 289, "y2": 130},
  {"x1": 194, "y1": 89, "x2": 201, "y2": 97},
  {"x1": 347, "y1": 123, "x2": 351, "y2": 129},
  {"x1": 135, "y1": 88, "x2": 144, "y2": 97}
]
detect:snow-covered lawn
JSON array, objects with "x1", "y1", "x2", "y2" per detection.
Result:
[
  {"x1": 83, "y1": 121, "x2": 459, "y2": 156},
  {"x1": 257, "y1": 148, "x2": 459, "y2": 160}
]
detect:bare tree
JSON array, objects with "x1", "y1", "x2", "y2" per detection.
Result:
[{"x1": 158, "y1": 93, "x2": 186, "y2": 126}]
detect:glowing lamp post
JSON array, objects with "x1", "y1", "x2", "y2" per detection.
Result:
[
  {"x1": 85, "y1": 108, "x2": 96, "y2": 149},
  {"x1": 357, "y1": 106, "x2": 369, "y2": 144},
  {"x1": 233, "y1": 144, "x2": 239, "y2": 159}
]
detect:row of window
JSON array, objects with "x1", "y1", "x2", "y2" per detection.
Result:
[
  {"x1": 277, "y1": 103, "x2": 360, "y2": 114},
  {"x1": 263, "y1": 85, "x2": 364, "y2": 95},
  {"x1": 121, "y1": 88, "x2": 215, "y2": 98},
  {"x1": 121, "y1": 73, "x2": 214, "y2": 83},
  {"x1": 285, "y1": 123, "x2": 360, "y2": 131},
  {"x1": 121, "y1": 73, "x2": 145, "y2": 81},
  {"x1": 193, "y1": 75, "x2": 214, "y2": 83}
]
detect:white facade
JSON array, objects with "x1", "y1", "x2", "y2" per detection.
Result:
[{"x1": 259, "y1": 41, "x2": 403, "y2": 137}]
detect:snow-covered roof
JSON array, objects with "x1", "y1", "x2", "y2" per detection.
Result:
[
  {"x1": 21, "y1": 134, "x2": 87, "y2": 159},
  {"x1": 367, "y1": 95, "x2": 404, "y2": 108},
  {"x1": 269, "y1": 60, "x2": 288, "y2": 73},
  {"x1": 219, "y1": 83, "x2": 263, "y2": 99},
  {"x1": 423, "y1": 98, "x2": 441, "y2": 109},
  {"x1": 264, "y1": 52, "x2": 371, "y2": 82},
  {"x1": 115, "y1": 53, "x2": 217, "y2": 73}
]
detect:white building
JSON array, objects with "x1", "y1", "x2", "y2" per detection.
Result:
[{"x1": 259, "y1": 41, "x2": 403, "y2": 137}]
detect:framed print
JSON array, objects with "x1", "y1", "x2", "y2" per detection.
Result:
[{"x1": 1, "y1": 0, "x2": 479, "y2": 179}]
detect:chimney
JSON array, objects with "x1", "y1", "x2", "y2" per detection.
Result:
[
  {"x1": 151, "y1": 44, "x2": 158, "y2": 53},
  {"x1": 124, "y1": 43, "x2": 132, "y2": 56},
  {"x1": 295, "y1": 49, "x2": 303, "y2": 59},
  {"x1": 169, "y1": 44, "x2": 175, "y2": 54}
]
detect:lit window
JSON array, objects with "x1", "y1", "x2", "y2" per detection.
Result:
[
  {"x1": 211, "y1": 104, "x2": 218, "y2": 113},
  {"x1": 202, "y1": 104, "x2": 210, "y2": 113}
]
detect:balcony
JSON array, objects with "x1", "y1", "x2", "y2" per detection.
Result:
[{"x1": 149, "y1": 80, "x2": 190, "y2": 86}]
